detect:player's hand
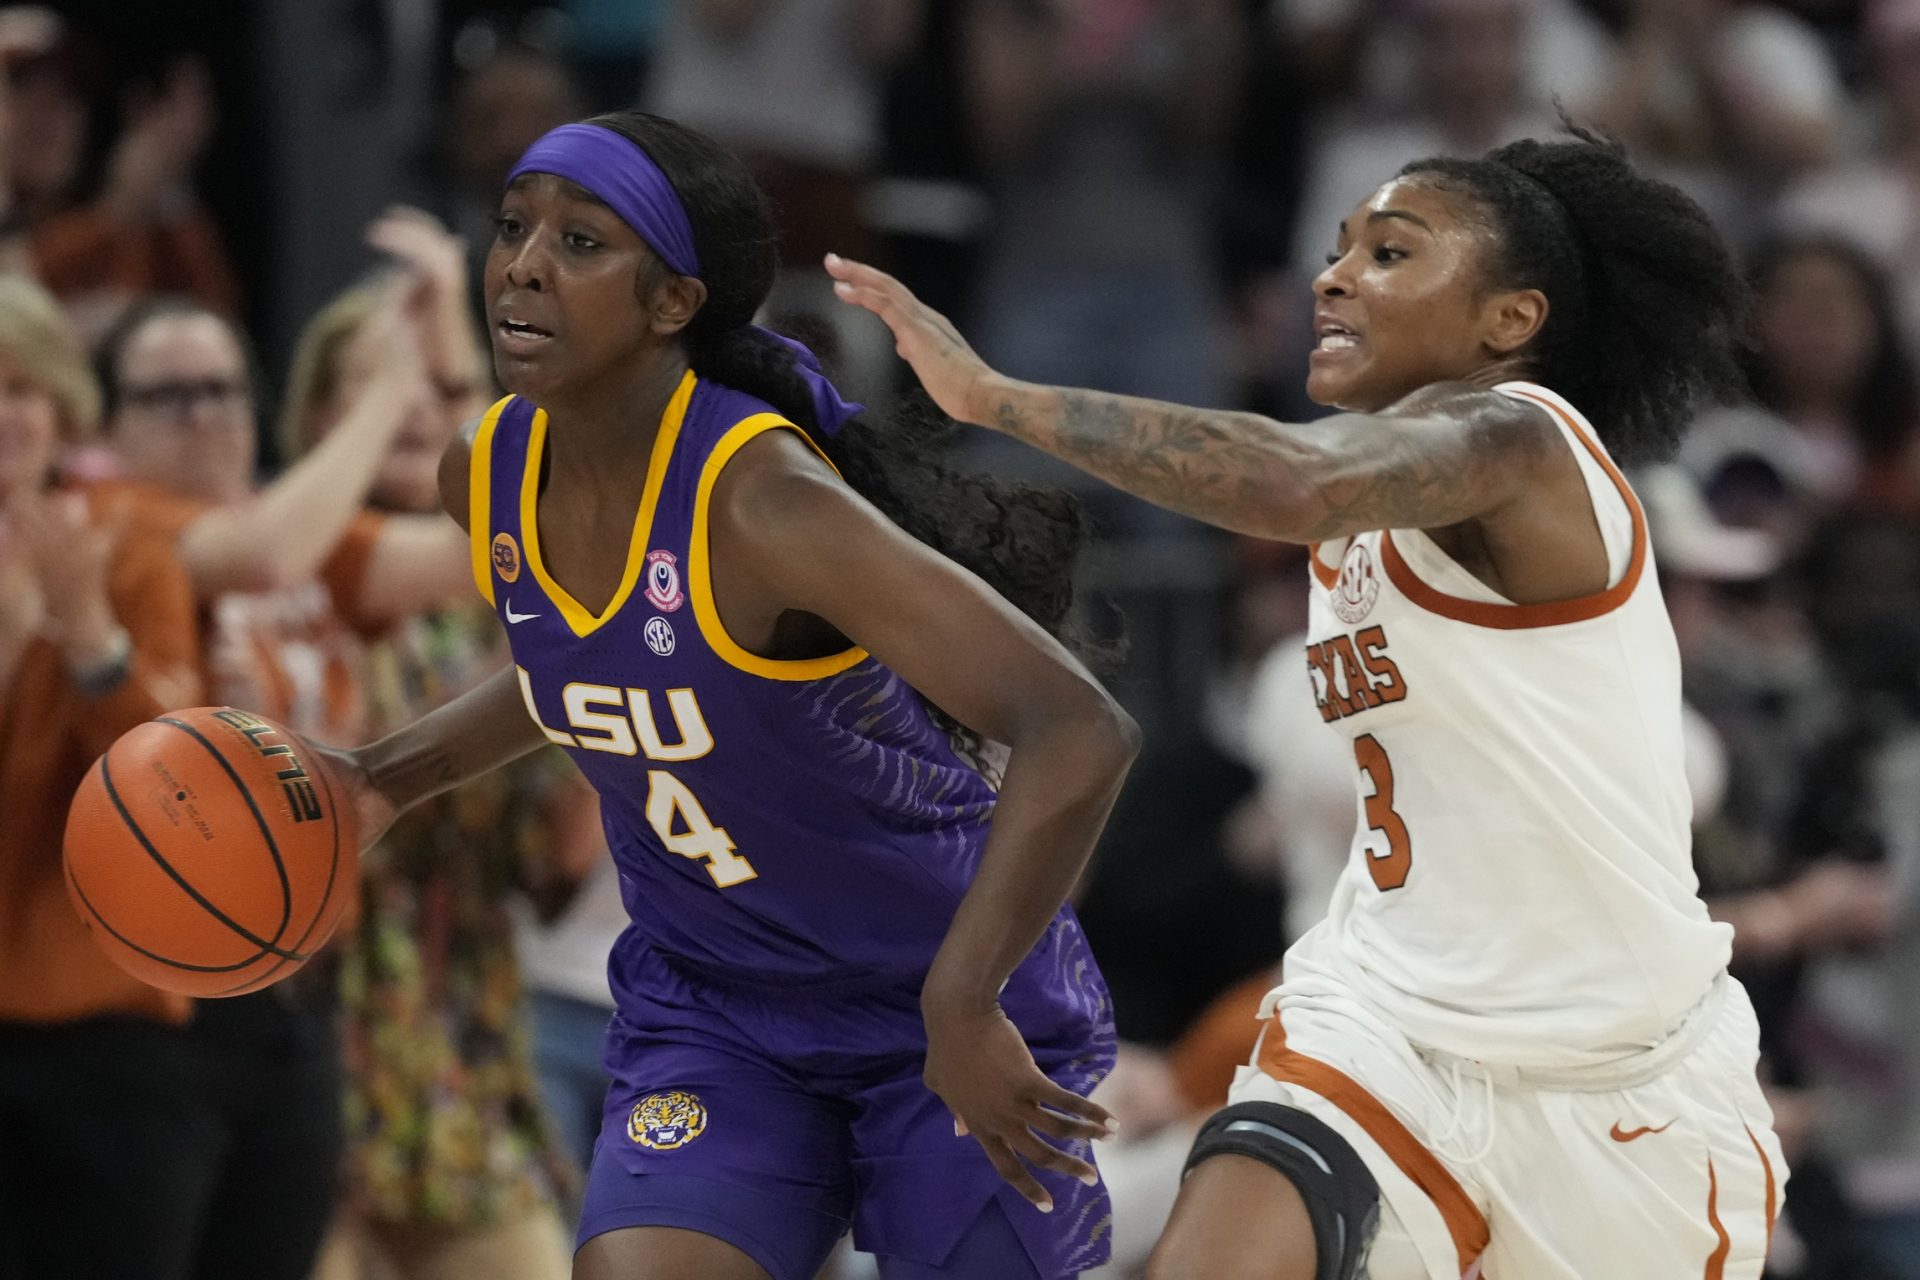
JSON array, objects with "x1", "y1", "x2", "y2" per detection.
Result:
[
  {"x1": 307, "y1": 744, "x2": 399, "y2": 856},
  {"x1": 922, "y1": 1001, "x2": 1116, "y2": 1212},
  {"x1": 825, "y1": 253, "x2": 998, "y2": 428}
]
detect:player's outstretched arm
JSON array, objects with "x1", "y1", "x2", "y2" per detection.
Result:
[
  {"x1": 713, "y1": 429, "x2": 1139, "y2": 1212},
  {"x1": 826, "y1": 253, "x2": 1567, "y2": 544}
]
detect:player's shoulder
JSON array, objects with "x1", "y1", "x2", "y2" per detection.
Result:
[
  {"x1": 713, "y1": 423, "x2": 844, "y2": 519},
  {"x1": 1398, "y1": 380, "x2": 1563, "y2": 449},
  {"x1": 437, "y1": 399, "x2": 512, "y2": 533}
]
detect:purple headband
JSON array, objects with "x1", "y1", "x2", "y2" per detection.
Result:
[{"x1": 507, "y1": 123, "x2": 862, "y2": 435}]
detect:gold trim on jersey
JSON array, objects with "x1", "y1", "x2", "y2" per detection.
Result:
[
  {"x1": 688, "y1": 414, "x2": 869, "y2": 681},
  {"x1": 468, "y1": 396, "x2": 513, "y2": 606},
  {"x1": 519, "y1": 369, "x2": 696, "y2": 638}
]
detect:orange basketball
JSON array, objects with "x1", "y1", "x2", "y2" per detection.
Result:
[{"x1": 62, "y1": 706, "x2": 359, "y2": 998}]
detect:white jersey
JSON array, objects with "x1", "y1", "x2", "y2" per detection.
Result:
[{"x1": 1292, "y1": 380, "x2": 1733, "y2": 1070}]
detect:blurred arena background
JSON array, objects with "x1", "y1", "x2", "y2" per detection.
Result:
[{"x1": 1, "y1": 0, "x2": 1918, "y2": 1277}]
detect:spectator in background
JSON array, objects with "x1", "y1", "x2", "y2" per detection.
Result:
[
  {"x1": 1778, "y1": 0, "x2": 1920, "y2": 339},
  {"x1": 22, "y1": 49, "x2": 242, "y2": 341},
  {"x1": 516, "y1": 816, "x2": 627, "y2": 1181},
  {"x1": 957, "y1": 0, "x2": 1242, "y2": 529},
  {"x1": 1590, "y1": 0, "x2": 1844, "y2": 234},
  {"x1": 440, "y1": 40, "x2": 584, "y2": 292},
  {"x1": 1741, "y1": 511, "x2": 1920, "y2": 1280},
  {"x1": 1286, "y1": 0, "x2": 1611, "y2": 285},
  {"x1": 1272, "y1": 0, "x2": 1613, "y2": 119},
  {"x1": 0, "y1": 274, "x2": 209, "y2": 1280},
  {"x1": 281, "y1": 256, "x2": 575, "y2": 1280},
  {"x1": 79, "y1": 253, "x2": 471, "y2": 1280},
  {"x1": 648, "y1": 0, "x2": 923, "y2": 405},
  {"x1": 1689, "y1": 235, "x2": 1920, "y2": 518}
]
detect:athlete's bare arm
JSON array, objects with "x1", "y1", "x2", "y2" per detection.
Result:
[
  {"x1": 973, "y1": 379, "x2": 1562, "y2": 543},
  {"x1": 828, "y1": 254, "x2": 1607, "y2": 602},
  {"x1": 307, "y1": 422, "x2": 541, "y2": 851},
  {"x1": 710, "y1": 429, "x2": 1138, "y2": 1211}
]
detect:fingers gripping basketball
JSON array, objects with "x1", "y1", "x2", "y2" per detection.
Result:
[{"x1": 62, "y1": 706, "x2": 359, "y2": 997}]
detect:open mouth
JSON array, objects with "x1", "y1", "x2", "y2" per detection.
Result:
[
  {"x1": 1315, "y1": 322, "x2": 1359, "y2": 352},
  {"x1": 497, "y1": 318, "x2": 553, "y2": 342}
]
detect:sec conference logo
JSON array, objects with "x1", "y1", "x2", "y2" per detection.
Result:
[
  {"x1": 629, "y1": 1090, "x2": 707, "y2": 1150},
  {"x1": 644, "y1": 616, "x2": 675, "y2": 656},
  {"x1": 492, "y1": 532, "x2": 522, "y2": 584},
  {"x1": 1332, "y1": 542, "x2": 1381, "y2": 625}
]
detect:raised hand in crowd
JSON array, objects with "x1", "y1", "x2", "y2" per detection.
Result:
[
  {"x1": 0, "y1": 490, "x2": 128, "y2": 692},
  {"x1": 366, "y1": 205, "x2": 490, "y2": 421},
  {"x1": 100, "y1": 56, "x2": 215, "y2": 229}
]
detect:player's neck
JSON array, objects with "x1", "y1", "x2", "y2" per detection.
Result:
[{"x1": 541, "y1": 353, "x2": 690, "y2": 487}]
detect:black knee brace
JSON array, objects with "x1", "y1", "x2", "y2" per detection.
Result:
[{"x1": 1183, "y1": 1101, "x2": 1381, "y2": 1280}]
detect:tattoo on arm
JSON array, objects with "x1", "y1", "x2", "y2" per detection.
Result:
[
  {"x1": 998, "y1": 390, "x2": 1296, "y2": 534},
  {"x1": 989, "y1": 384, "x2": 1558, "y2": 541}
]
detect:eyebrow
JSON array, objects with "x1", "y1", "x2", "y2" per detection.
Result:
[{"x1": 1366, "y1": 209, "x2": 1433, "y2": 232}]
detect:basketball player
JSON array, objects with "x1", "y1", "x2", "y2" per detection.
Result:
[
  {"x1": 828, "y1": 127, "x2": 1785, "y2": 1279},
  {"x1": 320, "y1": 111, "x2": 1137, "y2": 1280}
]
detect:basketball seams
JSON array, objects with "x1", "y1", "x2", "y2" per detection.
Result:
[
  {"x1": 97, "y1": 748, "x2": 309, "y2": 963},
  {"x1": 210, "y1": 751, "x2": 348, "y2": 995},
  {"x1": 155, "y1": 715, "x2": 296, "y2": 944},
  {"x1": 64, "y1": 851, "x2": 275, "y2": 973}
]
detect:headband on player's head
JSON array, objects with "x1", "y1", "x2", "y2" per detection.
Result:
[{"x1": 506, "y1": 122, "x2": 863, "y2": 436}]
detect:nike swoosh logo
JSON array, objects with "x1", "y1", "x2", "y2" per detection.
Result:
[
  {"x1": 1610, "y1": 1120, "x2": 1675, "y2": 1143},
  {"x1": 504, "y1": 601, "x2": 542, "y2": 624}
]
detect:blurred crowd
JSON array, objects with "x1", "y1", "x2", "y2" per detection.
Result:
[{"x1": 2, "y1": 0, "x2": 1920, "y2": 1278}]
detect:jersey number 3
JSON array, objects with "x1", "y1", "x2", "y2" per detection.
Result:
[{"x1": 1354, "y1": 734, "x2": 1412, "y2": 891}]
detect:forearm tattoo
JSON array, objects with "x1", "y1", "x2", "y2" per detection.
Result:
[{"x1": 990, "y1": 384, "x2": 1554, "y2": 540}]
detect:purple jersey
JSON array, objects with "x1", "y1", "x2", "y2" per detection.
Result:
[{"x1": 469, "y1": 372, "x2": 1089, "y2": 996}]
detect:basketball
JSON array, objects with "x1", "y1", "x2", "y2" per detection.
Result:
[{"x1": 62, "y1": 706, "x2": 358, "y2": 998}]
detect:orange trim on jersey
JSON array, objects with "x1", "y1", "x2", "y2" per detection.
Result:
[
  {"x1": 1704, "y1": 1159, "x2": 1731, "y2": 1280},
  {"x1": 1747, "y1": 1127, "x2": 1777, "y2": 1252},
  {"x1": 1256, "y1": 1020, "x2": 1488, "y2": 1275},
  {"x1": 1379, "y1": 386, "x2": 1648, "y2": 630},
  {"x1": 1308, "y1": 541, "x2": 1341, "y2": 590}
]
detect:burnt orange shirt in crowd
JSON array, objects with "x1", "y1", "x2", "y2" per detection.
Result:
[
  {"x1": 32, "y1": 204, "x2": 242, "y2": 320},
  {"x1": 0, "y1": 490, "x2": 203, "y2": 1025},
  {"x1": 93, "y1": 480, "x2": 387, "y2": 746}
]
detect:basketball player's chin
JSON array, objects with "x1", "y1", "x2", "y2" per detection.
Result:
[
  {"x1": 1305, "y1": 362, "x2": 1368, "y2": 409},
  {"x1": 490, "y1": 349, "x2": 562, "y2": 399}
]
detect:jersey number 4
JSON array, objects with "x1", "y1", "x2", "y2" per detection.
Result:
[
  {"x1": 646, "y1": 770, "x2": 759, "y2": 888},
  {"x1": 1354, "y1": 734, "x2": 1412, "y2": 891}
]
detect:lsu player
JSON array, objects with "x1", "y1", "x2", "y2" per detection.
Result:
[
  {"x1": 321, "y1": 112, "x2": 1139, "y2": 1280},
  {"x1": 830, "y1": 126, "x2": 1785, "y2": 1279}
]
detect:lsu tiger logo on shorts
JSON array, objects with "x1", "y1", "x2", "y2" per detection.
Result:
[
  {"x1": 628, "y1": 1090, "x2": 707, "y2": 1150},
  {"x1": 492, "y1": 532, "x2": 522, "y2": 584}
]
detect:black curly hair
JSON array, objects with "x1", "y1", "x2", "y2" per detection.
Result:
[
  {"x1": 1745, "y1": 233, "x2": 1918, "y2": 464},
  {"x1": 571, "y1": 110, "x2": 1096, "y2": 660},
  {"x1": 1399, "y1": 125, "x2": 1748, "y2": 464}
]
